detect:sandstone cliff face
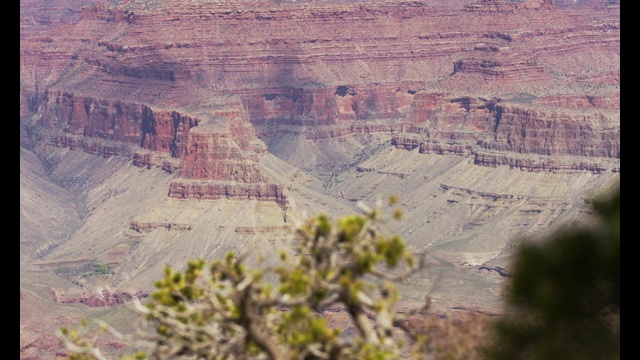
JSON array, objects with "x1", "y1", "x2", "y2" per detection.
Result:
[
  {"x1": 22, "y1": 0, "x2": 619, "y2": 156},
  {"x1": 37, "y1": 89, "x2": 287, "y2": 205},
  {"x1": 244, "y1": 84, "x2": 416, "y2": 127},
  {"x1": 167, "y1": 118, "x2": 288, "y2": 206},
  {"x1": 479, "y1": 105, "x2": 619, "y2": 158},
  {"x1": 537, "y1": 94, "x2": 620, "y2": 109},
  {"x1": 392, "y1": 93, "x2": 619, "y2": 172},
  {"x1": 175, "y1": 126, "x2": 265, "y2": 182},
  {"x1": 472, "y1": 151, "x2": 619, "y2": 173},
  {"x1": 465, "y1": 0, "x2": 554, "y2": 12},
  {"x1": 20, "y1": 0, "x2": 619, "y2": 105},
  {"x1": 40, "y1": 90, "x2": 200, "y2": 156},
  {"x1": 452, "y1": 56, "x2": 550, "y2": 83},
  {"x1": 554, "y1": 0, "x2": 619, "y2": 6},
  {"x1": 241, "y1": 84, "x2": 415, "y2": 144},
  {"x1": 168, "y1": 181, "x2": 287, "y2": 206}
]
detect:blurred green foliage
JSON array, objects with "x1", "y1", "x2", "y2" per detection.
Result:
[{"x1": 483, "y1": 187, "x2": 620, "y2": 360}]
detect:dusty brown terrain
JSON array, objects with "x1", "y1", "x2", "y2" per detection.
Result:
[{"x1": 20, "y1": 0, "x2": 619, "y2": 358}]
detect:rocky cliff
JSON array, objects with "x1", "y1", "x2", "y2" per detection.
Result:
[
  {"x1": 35, "y1": 89, "x2": 288, "y2": 206},
  {"x1": 39, "y1": 90, "x2": 198, "y2": 154},
  {"x1": 392, "y1": 93, "x2": 619, "y2": 172},
  {"x1": 21, "y1": 0, "x2": 619, "y2": 174},
  {"x1": 465, "y1": 0, "x2": 554, "y2": 12}
]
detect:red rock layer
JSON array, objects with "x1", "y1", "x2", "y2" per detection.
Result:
[
  {"x1": 472, "y1": 151, "x2": 620, "y2": 173},
  {"x1": 40, "y1": 90, "x2": 200, "y2": 156},
  {"x1": 80, "y1": 5, "x2": 136, "y2": 23},
  {"x1": 555, "y1": 0, "x2": 619, "y2": 6},
  {"x1": 392, "y1": 93, "x2": 619, "y2": 172},
  {"x1": 58, "y1": 290, "x2": 149, "y2": 308},
  {"x1": 465, "y1": 0, "x2": 554, "y2": 12},
  {"x1": 168, "y1": 181, "x2": 287, "y2": 207},
  {"x1": 243, "y1": 84, "x2": 416, "y2": 126},
  {"x1": 452, "y1": 56, "x2": 550, "y2": 82},
  {"x1": 22, "y1": 1, "x2": 619, "y2": 130},
  {"x1": 21, "y1": 0, "x2": 619, "y2": 182},
  {"x1": 240, "y1": 84, "x2": 415, "y2": 140},
  {"x1": 52, "y1": 133, "x2": 137, "y2": 158},
  {"x1": 481, "y1": 105, "x2": 619, "y2": 158},
  {"x1": 403, "y1": 93, "x2": 497, "y2": 135},
  {"x1": 20, "y1": 0, "x2": 619, "y2": 108},
  {"x1": 173, "y1": 125, "x2": 267, "y2": 183},
  {"x1": 536, "y1": 94, "x2": 620, "y2": 109},
  {"x1": 38, "y1": 90, "x2": 288, "y2": 205}
]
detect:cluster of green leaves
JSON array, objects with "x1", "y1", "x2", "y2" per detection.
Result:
[
  {"x1": 58, "y1": 197, "x2": 427, "y2": 360},
  {"x1": 94, "y1": 262, "x2": 113, "y2": 275},
  {"x1": 482, "y1": 187, "x2": 620, "y2": 360},
  {"x1": 272, "y1": 197, "x2": 422, "y2": 359}
]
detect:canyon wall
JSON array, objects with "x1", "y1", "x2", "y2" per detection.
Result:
[
  {"x1": 40, "y1": 90, "x2": 199, "y2": 155},
  {"x1": 22, "y1": 0, "x2": 619, "y2": 177},
  {"x1": 35, "y1": 89, "x2": 288, "y2": 205},
  {"x1": 392, "y1": 92, "x2": 619, "y2": 172}
]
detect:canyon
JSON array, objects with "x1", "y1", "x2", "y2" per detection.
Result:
[{"x1": 20, "y1": 0, "x2": 619, "y2": 358}]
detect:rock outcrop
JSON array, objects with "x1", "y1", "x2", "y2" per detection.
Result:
[
  {"x1": 167, "y1": 118, "x2": 288, "y2": 206},
  {"x1": 38, "y1": 90, "x2": 199, "y2": 155},
  {"x1": 57, "y1": 289, "x2": 149, "y2": 308},
  {"x1": 465, "y1": 0, "x2": 554, "y2": 12},
  {"x1": 392, "y1": 93, "x2": 619, "y2": 172},
  {"x1": 472, "y1": 150, "x2": 620, "y2": 173},
  {"x1": 36, "y1": 89, "x2": 288, "y2": 205},
  {"x1": 537, "y1": 94, "x2": 620, "y2": 109},
  {"x1": 452, "y1": 56, "x2": 550, "y2": 83},
  {"x1": 478, "y1": 105, "x2": 619, "y2": 158},
  {"x1": 20, "y1": 0, "x2": 619, "y2": 102},
  {"x1": 243, "y1": 84, "x2": 416, "y2": 127}
]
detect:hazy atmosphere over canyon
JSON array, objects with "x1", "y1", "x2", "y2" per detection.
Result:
[{"x1": 20, "y1": 0, "x2": 619, "y2": 358}]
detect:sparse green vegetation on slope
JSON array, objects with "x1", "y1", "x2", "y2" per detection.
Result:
[{"x1": 56, "y1": 187, "x2": 621, "y2": 360}]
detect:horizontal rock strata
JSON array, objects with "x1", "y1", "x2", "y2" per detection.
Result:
[
  {"x1": 57, "y1": 289, "x2": 149, "y2": 308},
  {"x1": 35, "y1": 90, "x2": 288, "y2": 205},
  {"x1": 391, "y1": 92, "x2": 619, "y2": 173}
]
